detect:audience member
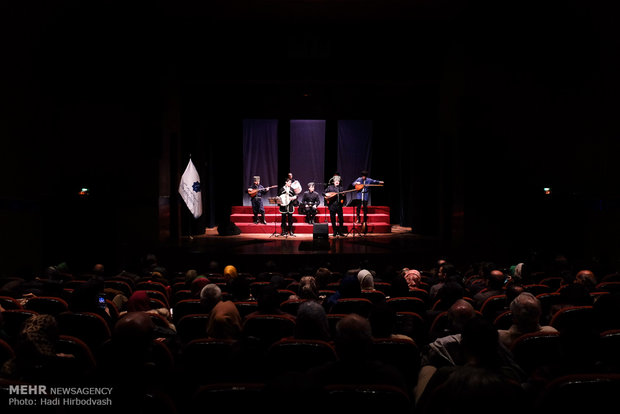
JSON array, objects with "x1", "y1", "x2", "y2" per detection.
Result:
[
  {"x1": 121, "y1": 290, "x2": 177, "y2": 334},
  {"x1": 200, "y1": 283, "x2": 242, "y2": 340},
  {"x1": 497, "y1": 292, "x2": 558, "y2": 349},
  {"x1": 190, "y1": 275, "x2": 211, "y2": 298},
  {"x1": 314, "y1": 267, "x2": 332, "y2": 290},
  {"x1": 307, "y1": 314, "x2": 408, "y2": 391},
  {"x1": 294, "y1": 300, "x2": 331, "y2": 342},
  {"x1": 429, "y1": 262, "x2": 460, "y2": 303},
  {"x1": 369, "y1": 302, "x2": 415, "y2": 342},
  {"x1": 324, "y1": 273, "x2": 361, "y2": 313},
  {"x1": 227, "y1": 271, "x2": 252, "y2": 301},
  {"x1": 292, "y1": 276, "x2": 320, "y2": 302},
  {"x1": 391, "y1": 271, "x2": 413, "y2": 297},
  {"x1": 416, "y1": 317, "x2": 526, "y2": 411},
  {"x1": 68, "y1": 278, "x2": 114, "y2": 328},
  {"x1": 472, "y1": 269, "x2": 506, "y2": 309},
  {"x1": 247, "y1": 285, "x2": 296, "y2": 322},
  {"x1": 550, "y1": 282, "x2": 594, "y2": 316},
  {"x1": 0, "y1": 314, "x2": 77, "y2": 385},
  {"x1": 465, "y1": 261, "x2": 496, "y2": 296},
  {"x1": 403, "y1": 268, "x2": 422, "y2": 290},
  {"x1": 421, "y1": 299, "x2": 477, "y2": 366},
  {"x1": 223, "y1": 265, "x2": 238, "y2": 282},
  {"x1": 574, "y1": 269, "x2": 597, "y2": 291},
  {"x1": 429, "y1": 280, "x2": 465, "y2": 312},
  {"x1": 97, "y1": 311, "x2": 174, "y2": 409},
  {"x1": 357, "y1": 269, "x2": 375, "y2": 291}
]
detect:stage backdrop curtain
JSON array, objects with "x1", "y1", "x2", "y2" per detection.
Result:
[
  {"x1": 242, "y1": 119, "x2": 279, "y2": 207},
  {"x1": 337, "y1": 120, "x2": 373, "y2": 206},
  {"x1": 290, "y1": 120, "x2": 326, "y2": 203}
]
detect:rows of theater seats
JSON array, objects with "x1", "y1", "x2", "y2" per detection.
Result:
[{"x1": 1, "y1": 264, "x2": 620, "y2": 413}]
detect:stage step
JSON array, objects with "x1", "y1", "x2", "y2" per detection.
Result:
[
  {"x1": 231, "y1": 205, "x2": 391, "y2": 215},
  {"x1": 234, "y1": 222, "x2": 392, "y2": 235},
  {"x1": 230, "y1": 205, "x2": 391, "y2": 235},
  {"x1": 231, "y1": 213, "x2": 388, "y2": 224}
]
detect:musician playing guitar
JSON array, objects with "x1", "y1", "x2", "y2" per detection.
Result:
[
  {"x1": 279, "y1": 178, "x2": 297, "y2": 236},
  {"x1": 352, "y1": 170, "x2": 384, "y2": 225},
  {"x1": 324, "y1": 175, "x2": 345, "y2": 237},
  {"x1": 247, "y1": 176, "x2": 274, "y2": 224}
]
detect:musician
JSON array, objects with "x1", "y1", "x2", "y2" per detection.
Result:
[
  {"x1": 324, "y1": 175, "x2": 345, "y2": 237},
  {"x1": 352, "y1": 170, "x2": 384, "y2": 224},
  {"x1": 279, "y1": 178, "x2": 297, "y2": 236},
  {"x1": 299, "y1": 182, "x2": 321, "y2": 224},
  {"x1": 248, "y1": 176, "x2": 267, "y2": 224},
  {"x1": 288, "y1": 172, "x2": 302, "y2": 204}
]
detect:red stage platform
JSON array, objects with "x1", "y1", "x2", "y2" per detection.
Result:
[{"x1": 230, "y1": 205, "x2": 392, "y2": 234}]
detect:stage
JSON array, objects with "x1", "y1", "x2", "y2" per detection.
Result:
[{"x1": 162, "y1": 224, "x2": 448, "y2": 275}]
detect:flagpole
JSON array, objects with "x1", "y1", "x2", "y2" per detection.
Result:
[{"x1": 187, "y1": 154, "x2": 193, "y2": 240}]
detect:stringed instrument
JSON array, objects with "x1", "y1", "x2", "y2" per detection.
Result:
[
  {"x1": 324, "y1": 188, "x2": 358, "y2": 201},
  {"x1": 325, "y1": 183, "x2": 385, "y2": 201},
  {"x1": 248, "y1": 185, "x2": 277, "y2": 198},
  {"x1": 354, "y1": 183, "x2": 384, "y2": 191}
]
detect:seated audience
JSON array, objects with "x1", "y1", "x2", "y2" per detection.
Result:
[
  {"x1": 307, "y1": 313, "x2": 408, "y2": 391},
  {"x1": 416, "y1": 317, "x2": 526, "y2": 411}
]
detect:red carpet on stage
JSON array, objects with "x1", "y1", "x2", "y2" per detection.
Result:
[{"x1": 230, "y1": 206, "x2": 392, "y2": 234}]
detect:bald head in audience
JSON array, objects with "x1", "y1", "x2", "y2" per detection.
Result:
[
  {"x1": 575, "y1": 269, "x2": 597, "y2": 290},
  {"x1": 510, "y1": 292, "x2": 542, "y2": 330},
  {"x1": 448, "y1": 299, "x2": 476, "y2": 332},
  {"x1": 498, "y1": 292, "x2": 558, "y2": 348}
]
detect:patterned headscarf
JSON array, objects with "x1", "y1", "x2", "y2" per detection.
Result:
[
  {"x1": 20, "y1": 314, "x2": 58, "y2": 357},
  {"x1": 404, "y1": 269, "x2": 421, "y2": 290}
]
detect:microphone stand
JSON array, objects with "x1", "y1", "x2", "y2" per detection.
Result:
[{"x1": 268, "y1": 197, "x2": 281, "y2": 238}]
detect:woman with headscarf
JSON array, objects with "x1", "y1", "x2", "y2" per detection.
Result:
[
  {"x1": 403, "y1": 268, "x2": 422, "y2": 290},
  {"x1": 358, "y1": 269, "x2": 375, "y2": 291},
  {"x1": 1, "y1": 314, "x2": 75, "y2": 383},
  {"x1": 122, "y1": 290, "x2": 176, "y2": 332}
]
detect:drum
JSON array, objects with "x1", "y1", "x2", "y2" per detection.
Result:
[
  {"x1": 279, "y1": 193, "x2": 295, "y2": 214},
  {"x1": 279, "y1": 193, "x2": 295, "y2": 206},
  {"x1": 291, "y1": 180, "x2": 302, "y2": 195}
]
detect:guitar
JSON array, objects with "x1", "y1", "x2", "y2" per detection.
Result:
[{"x1": 248, "y1": 185, "x2": 277, "y2": 198}]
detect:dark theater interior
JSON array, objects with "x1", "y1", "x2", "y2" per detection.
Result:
[{"x1": 2, "y1": 1, "x2": 620, "y2": 412}]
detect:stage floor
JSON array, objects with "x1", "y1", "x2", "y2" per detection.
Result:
[{"x1": 167, "y1": 225, "x2": 448, "y2": 273}]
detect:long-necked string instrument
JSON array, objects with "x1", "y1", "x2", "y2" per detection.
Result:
[
  {"x1": 248, "y1": 185, "x2": 277, "y2": 198},
  {"x1": 354, "y1": 183, "x2": 384, "y2": 191},
  {"x1": 325, "y1": 183, "x2": 384, "y2": 201},
  {"x1": 324, "y1": 188, "x2": 358, "y2": 201}
]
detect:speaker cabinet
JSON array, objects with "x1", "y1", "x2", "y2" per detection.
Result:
[{"x1": 313, "y1": 223, "x2": 329, "y2": 239}]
